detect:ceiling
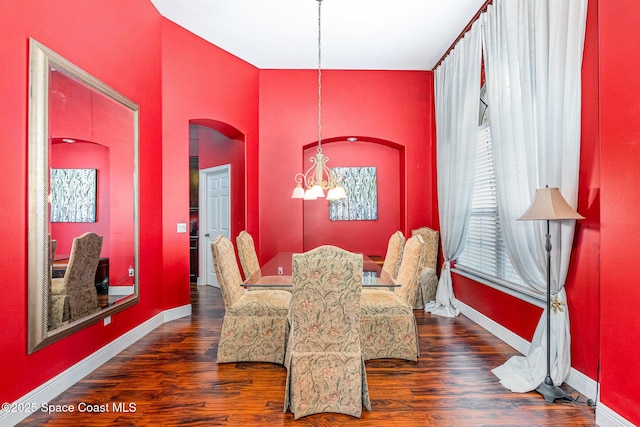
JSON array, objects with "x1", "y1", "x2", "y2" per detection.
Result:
[{"x1": 149, "y1": 0, "x2": 486, "y2": 71}]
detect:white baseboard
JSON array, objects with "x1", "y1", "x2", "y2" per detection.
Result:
[
  {"x1": 454, "y1": 298, "x2": 597, "y2": 399},
  {"x1": 596, "y1": 402, "x2": 637, "y2": 427},
  {"x1": 109, "y1": 285, "x2": 134, "y2": 295},
  {"x1": 566, "y1": 368, "x2": 598, "y2": 403},
  {"x1": 456, "y1": 298, "x2": 531, "y2": 356},
  {"x1": 455, "y1": 299, "x2": 637, "y2": 426},
  {"x1": 163, "y1": 303, "x2": 192, "y2": 323},
  {"x1": 0, "y1": 303, "x2": 192, "y2": 427}
]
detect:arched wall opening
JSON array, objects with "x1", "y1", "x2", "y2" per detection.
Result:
[
  {"x1": 188, "y1": 119, "x2": 246, "y2": 282},
  {"x1": 301, "y1": 136, "x2": 405, "y2": 256}
]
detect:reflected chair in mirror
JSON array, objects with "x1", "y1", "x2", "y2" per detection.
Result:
[
  {"x1": 411, "y1": 227, "x2": 440, "y2": 309},
  {"x1": 381, "y1": 230, "x2": 405, "y2": 279},
  {"x1": 48, "y1": 237, "x2": 67, "y2": 330},
  {"x1": 50, "y1": 232, "x2": 103, "y2": 326},
  {"x1": 284, "y1": 246, "x2": 371, "y2": 419},
  {"x1": 360, "y1": 234, "x2": 426, "y2": 361},
  {"x1": 49, "y1": 237, "x2": 57, "y2": 274},
  {"x1": 211, "y1": 235, "x2": 292, "y2": 364}
]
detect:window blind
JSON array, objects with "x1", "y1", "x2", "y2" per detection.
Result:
[{"x1": 457, "y1": 125, "x2": 524, "y2": 287}]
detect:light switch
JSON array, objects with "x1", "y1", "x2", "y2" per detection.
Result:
[{"x1": 177, "y1": 223, "x2": 187, "y2": 233}]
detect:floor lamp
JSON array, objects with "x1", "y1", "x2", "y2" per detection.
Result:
[{"x1": 518, "y1": 186, "x2": 584, "y2": 403}]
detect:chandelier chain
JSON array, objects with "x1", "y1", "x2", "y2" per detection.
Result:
[
  {"x1": 290, "y1": 0, "x2": 346, "y2": 201},
  {"x1": 317, "y1": 0, "x2": 322, "y2": 154}
]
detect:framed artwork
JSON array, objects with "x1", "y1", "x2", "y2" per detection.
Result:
[
  {"x1": 50, "y1": 168, "x2": 97, "y2": 222},
  {"x1": 329, "y1": 166, "x2": 378, "y2": 221}
]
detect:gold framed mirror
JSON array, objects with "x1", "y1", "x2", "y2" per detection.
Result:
[{"x1": 28, "y1": 39, "x2": 140, "y2": 353}]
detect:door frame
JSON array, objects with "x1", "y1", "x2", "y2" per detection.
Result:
[{"x1": 198, "y1": 164, "x2": 231, "y2": 287}]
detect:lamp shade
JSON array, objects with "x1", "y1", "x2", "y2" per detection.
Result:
[
  {"x1": 303, "y1": 189, "x2": 317, "y2": 200},
  {"x1": 518, "y1": 187, "x2": 584, "y2": 221},
  {"x1": 326, "y1": 184, "x2": 347, "y2": 201},
  {"x1": 310, "y1": 184, "x2": 325, "y2": 198},
  {"x1": 291, "y1": 184, "x2": 305, "y2": 199}
]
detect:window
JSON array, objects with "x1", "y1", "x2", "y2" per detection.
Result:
[{"x1": 456, "y1": 86, "x2": 525, "y2": 289}]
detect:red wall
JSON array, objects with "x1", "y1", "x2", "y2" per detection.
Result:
[
  {"x1": 302, "y1": 139, "x2": 402, "y2": 254},
  {"x1": 4, "y1": 1, "x2": 639, "y2": 424},
  {"x1": 599, "y1": 0, "x2": 640, "y2": 422},
  {"x1": 160, "y1": 20, "x2": 260, "y2": 309},
  {"x1": 50, "y1": 143, "x2": 136, "y2": 286},
  {"x1": 0, "y1": 0, "x2": 164, "y2": 404},
  {"x1": 450, "y1": 0, "x2": 602, "y2": 387},
  {"x1": 49, "y1": 70, "x2": 136, "y2": 285},
  {"x1": 50, "y1": 143, "x2": 113, "y2": 269},
  {"x1": 258, "y1": 69, "x2": 435, "y2": 263}
]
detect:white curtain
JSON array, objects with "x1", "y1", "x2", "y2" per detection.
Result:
[
  {"x1": 426, "y1": 20, "x2": 482, "y2": 318},
  {"x1": 482, "y1": 0, "x2": 588, "y2": 392}
]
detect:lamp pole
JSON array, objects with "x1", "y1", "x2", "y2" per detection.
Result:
[
  {"x1": 535, "y1": 220, "x2": 568, "y2": 402},
  {"x1": 517, "y1": 186, "x2": 583, "y2": 403}
]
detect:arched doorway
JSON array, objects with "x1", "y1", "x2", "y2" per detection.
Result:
[{"x1": 188, "y1": 119, "x2": 246, "y2": 285}]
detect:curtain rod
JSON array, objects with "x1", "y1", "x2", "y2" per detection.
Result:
[{"x1": 433, "y1": 0, "x2": 492, "y2": 71}]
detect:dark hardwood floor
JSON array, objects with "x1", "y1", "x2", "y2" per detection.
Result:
[{"x1": 20, "y1": 284, "x2": 596, "y2": 426}]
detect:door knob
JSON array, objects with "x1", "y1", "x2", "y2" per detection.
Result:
[{"x1": 205, "y1": 233, "x2": 210, "y2": 237}]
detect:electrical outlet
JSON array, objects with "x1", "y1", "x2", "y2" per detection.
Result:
[
  {"x1": 104, "y1": 316, "x2": 111, "y2": 326},
  {"x1": 128, "y1": 266, "x2": 134, "y2": 277},
  {"x1": 177, "y1": 222, "x2": 187, "y2": 233}
]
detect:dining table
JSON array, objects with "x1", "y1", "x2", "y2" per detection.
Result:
[{"x1": 243, "y1": 252, "x2": 398, "y2": 288}]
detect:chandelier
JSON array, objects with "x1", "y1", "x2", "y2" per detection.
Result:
[{"x1": 291, "y1": 0, "x2": 347, "y2": 201}]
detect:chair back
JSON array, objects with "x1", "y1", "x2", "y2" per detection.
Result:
[
  {"x1": 411, "y1": 227, "x2": 439, "y2": 270},
  {"x1": 50, "y1": 237, "x2": 57, "y2": 268},
  {"x1": 381, "y1": 231, "x2": 405, "y2": 279},
  {"x1": 286, "y1": 245, "x2": 370, "y2": 418},
  {"x1": 236, "y1": 230, "x2": 261, "y2": 280},
  {"x1": 66, "y1": 232, "x2": 103, "y2": 321},
  {"x1": 290, "y1": 245, "x2": 363, "y2": 353},
  {"x1": 394, "y1": 235, "x2": 426, "y2": 307},
  {"x1": 49, "y1": 236, "x2": 57, "y2": 289},
  {"x1": 211, "y1": 235, "x2": 245, "y2": 310}
]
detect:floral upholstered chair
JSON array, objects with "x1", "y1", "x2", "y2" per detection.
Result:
[
  {"x1": 51, "y1": 232, "x2": 103, "y2": 325},
  {"x1": 211, "y1": 235, "x2": 292, "y2": 364},
  {"x1": 411, "y1": 226, "x2": 440, "y2": 309},
  {"x1": 381, "y1": 230, "x2": 405, "y2": 279},
  {"x1": 236, "y1": 230, "x2": 261, "y2": 281},
  {"x1": 236, "y1": 230, "x2": 292, "y2": 292},
  {"x1": 284, "y1": 246, "x2": 371, "y2": 419},
  {"x1": 48, "y1": 237, "x2": 66, "y2": 330},
  {"x1": 66, "y1": 232, "x2": 103, "y2": 321},
  {"x1": 360, "y1": 235, "x2": 426, "y2": 361}
]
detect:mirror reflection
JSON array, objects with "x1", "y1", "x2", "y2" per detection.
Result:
[{"x1": 28, "y1": 39, "x2": 139, "y2": 352}]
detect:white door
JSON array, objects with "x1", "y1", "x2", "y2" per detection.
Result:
[{"x1": 199, "y1": 165, "x2": 231, "y2": 287}]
